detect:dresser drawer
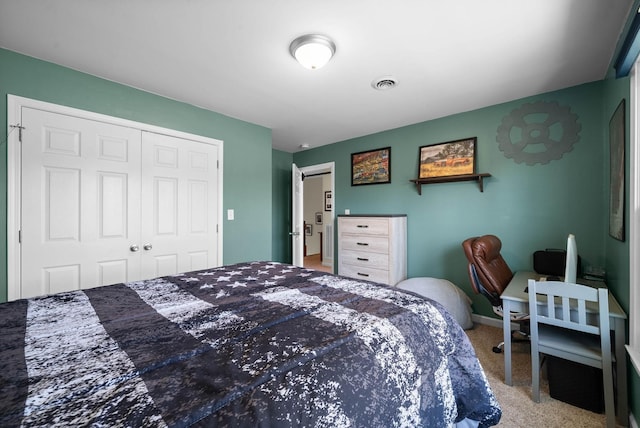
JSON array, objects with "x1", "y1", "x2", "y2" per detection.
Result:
[
  {"x1": 340, "y1": 235, "x2": 389, "y2": 253},
  {"x1": 337, "y1": 215, "x2": 406, "y2": 286},
  {"x1": 338, "y1": 217, "x2": 390, "y2": 235},
  {"x1": 339, "y1": 264, "x2": 389, "y2": 284},
  {"x1": 340, "y1": 249, "x2": 389, "y2": 269}
]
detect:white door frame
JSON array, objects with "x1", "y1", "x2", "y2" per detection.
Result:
[
  {"x1": 7, "y1": 95, "x2": 224, "y2": 300},
  {"x1": 294, "y1": 162, "x2": 335, "y2": 267},
  {"x1": 291, "y1": 163, "x2": 304, "y2": 267}
]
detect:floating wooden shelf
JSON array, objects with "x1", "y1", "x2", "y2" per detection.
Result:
[{"x1": 410, "y1": 173, "x2": 491, "y2": 195}]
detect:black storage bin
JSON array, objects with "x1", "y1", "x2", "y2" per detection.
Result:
[{"x1": 546, "y1": 356, "x2": 604, "y2": 413}]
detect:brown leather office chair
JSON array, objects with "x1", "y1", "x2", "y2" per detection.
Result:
[{"x1": 462, "y1": 235, "x2": 529, "y2": 353}]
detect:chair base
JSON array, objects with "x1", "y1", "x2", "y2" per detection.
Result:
[{"x1": 492, "y1": 329, "x2": 530, "y2": 354}]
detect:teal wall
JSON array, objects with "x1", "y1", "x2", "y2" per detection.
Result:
[
  {"x1": 0, "y1": 48, "x2": 273, "y2": 302},
  {"x1": 272, "y1": 149, "x2": 293, "y2": 262},
  {"x1": 602, "y1": 76, "x2": 639, "y2": 425},
  {"x1": 602, "y1": 76, "x2": 631, "y2": 311},
  {"x1": 599, "y1": 3, "x2": 639, "y2": 418},
  {"x1": 294, "y1": 82, "x2": 611, "y2": 317},
  {"x1": 292, "y1": 78, "x2": 639, "y2": 423}
]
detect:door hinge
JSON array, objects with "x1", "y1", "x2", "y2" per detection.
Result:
[
  {"x1": 18, "y1": 230, "x2": 21, "y2": 243},
  {"x1": 10, "y1": 124, "x2": 25, "y2": 142},
  {"x1": 217, "y1": 160, "x2": 219, "y2": 169}
]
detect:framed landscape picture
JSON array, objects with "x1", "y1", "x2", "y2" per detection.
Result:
[
  {"x1": 418, "y1": 137, "x2": 477, "y2": 179},
  {"x1": 351, "y1": 147, "x2": 391, "y2": 186}
]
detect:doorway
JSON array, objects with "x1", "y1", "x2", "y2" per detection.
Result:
[
  {"x1": 291, "y1": 162, "x2": 334, "y2": 271},
  {"x1": 303, "y1": 174, "x2": 331, "y2": 272}
]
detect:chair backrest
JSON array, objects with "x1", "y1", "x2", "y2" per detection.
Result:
[
  {"x1": 527, "y1": 279, "x2": 614, "y2": 428},
  {"x1": 462, "y1": 235, "x2": 513, "y2": 306},
  {"x1": 527, "y1": 279, "x2": 610, "y2": 336}
]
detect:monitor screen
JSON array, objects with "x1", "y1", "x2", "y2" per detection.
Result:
[{"x1": 564, "y1": 234, "x2": 578, "y2": 283}]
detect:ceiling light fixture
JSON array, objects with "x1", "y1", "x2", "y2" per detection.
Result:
[{"x1": 289, "y1": 34, "x2": 336, "y2": 70}]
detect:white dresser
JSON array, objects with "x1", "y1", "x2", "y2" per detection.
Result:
[{"x1": 337, "y1": 215, "x2": 407, "y2": 286}]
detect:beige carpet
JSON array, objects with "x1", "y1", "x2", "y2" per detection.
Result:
[{"x1": 465, "y1": 323, "x2": 611, "y2": 427}]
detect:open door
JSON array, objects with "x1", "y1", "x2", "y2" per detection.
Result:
[{"x1": 291, "y1": 163, "x2": 304, "y2": 266}]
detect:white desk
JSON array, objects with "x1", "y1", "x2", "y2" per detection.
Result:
[{"x1": 501, "y1": 271, "x2": 628, "y2": 425}]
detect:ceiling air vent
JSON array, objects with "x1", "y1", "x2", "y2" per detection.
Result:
[{"x1": 372, "y1": 76, "x2": 398, "y2": 90}]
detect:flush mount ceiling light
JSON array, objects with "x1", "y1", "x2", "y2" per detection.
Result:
[{"x1": 289, "y1": 34, "x2": 336, "y2": 70}]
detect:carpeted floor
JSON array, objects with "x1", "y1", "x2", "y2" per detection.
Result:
[{"x1": 465, "y1": 323, "x2": 611, "y2": 427}]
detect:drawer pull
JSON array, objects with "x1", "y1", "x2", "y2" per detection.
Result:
[
  {"x1": 356, "y1": 242, "x2": 369, "y2": 246},
  {"x1": 357, "y1": 257, "x2": 369, "y2": 261},
  {"x1": 357, "y1": 272, "x2": 370, "y2": 277},
  {"x1": 357, "y1": 225, "x2": 369, "y2": 228}
]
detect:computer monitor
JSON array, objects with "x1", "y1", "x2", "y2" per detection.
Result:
[{"x1": 564, "y1": 234, "x2": 578, "y2": 283}]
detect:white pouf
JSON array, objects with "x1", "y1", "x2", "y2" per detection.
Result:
[{"x1": 396, "y1": 277, "x2": 473, "y2": 329}]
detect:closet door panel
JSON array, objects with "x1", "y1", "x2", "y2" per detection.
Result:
[
  {"x1": 20, "y1": 107, "x2": 142, "y2": 299},
  {"x1": 140, "y1": 132, "x2": 219, "y2": 279}
]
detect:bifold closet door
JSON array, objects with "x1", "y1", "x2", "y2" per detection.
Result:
[
  {"x1": 19, "y1": 110, "x2": 220, "y2": 300},
  {"x1": 20, "y1": 107, "x2": 142, "y2": 299},
  {"x1": 140, "y1": 132, "x2": 219, "y2": 279}
]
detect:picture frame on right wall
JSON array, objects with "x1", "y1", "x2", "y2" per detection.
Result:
[
  {"x1": 418, "y1": 137, "x2": 476, "y2": 179},
  {"x1": 609, "y1": 99, "x2": 625, "y2": 241}
]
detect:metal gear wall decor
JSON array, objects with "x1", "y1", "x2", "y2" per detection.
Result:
[{"x1": 496, "y1": 101, "x2": 581, "y2": 165}]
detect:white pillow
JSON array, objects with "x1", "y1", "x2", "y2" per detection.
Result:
[{"x1": 396, "y1": 277, "x2": 473, "y2": 329}]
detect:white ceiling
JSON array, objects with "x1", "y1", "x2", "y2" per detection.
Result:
[{"x1": 0, "y1": 0, "x2": 634, "y2": 153}]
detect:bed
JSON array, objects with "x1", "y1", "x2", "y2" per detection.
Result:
[{"x1": 0, "y1": 261, "x2": 501, "y2": 427}]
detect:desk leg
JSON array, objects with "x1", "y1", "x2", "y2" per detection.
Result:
[
  {"x1": 503, "y1": 299, "x2": 512, "y2": 386},
  {"x1": 614, "y1": 318, "x2": 628, "y2": 426}
]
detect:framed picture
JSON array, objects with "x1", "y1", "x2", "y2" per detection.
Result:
[
  {"x1": 324, "y1": 191, "x2": 332, "y2": 211},
  {"x1": 351, "y1": 147, "x2": 391, "y2": 186},
  {"x1": 305, "y1": 223, "x2": 312, "y2": 236},
  {"x1": 418, "y1": 137, "x2": 477, "y2": 179},
  {"x1": 315, "y1": 212, "x2": 323, "y2": 224},
  {"x1": 609, "y1": 99, "x2": 625, "y2": 241}
]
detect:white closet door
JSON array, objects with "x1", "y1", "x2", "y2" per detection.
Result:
[
  {"x1": 140, "y1": 132, "x2": 219, "y2": 278},
  {"x1": 20, "y1": 107, "x2": 142, "y2": 299}
]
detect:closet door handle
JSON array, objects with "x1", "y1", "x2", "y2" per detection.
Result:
[
  {"x1": 143, "y1": 244, "x2": 153, "y2": 251},
  {"x1": 130, "y1": 245, "x2": 139, "y2": 252}
]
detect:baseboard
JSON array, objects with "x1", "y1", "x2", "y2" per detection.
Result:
[{"x1": 471, "y1": 313, "x2": 519, "y2": 330}]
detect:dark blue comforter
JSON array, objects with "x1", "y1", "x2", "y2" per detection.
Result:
[{"x1": 0, "y1": 261, "x2": 501, "y2": 427}]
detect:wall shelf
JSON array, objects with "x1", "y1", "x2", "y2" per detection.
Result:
[{"x1": 410, "y1": 173, "x2": 491, "y2": 195}]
